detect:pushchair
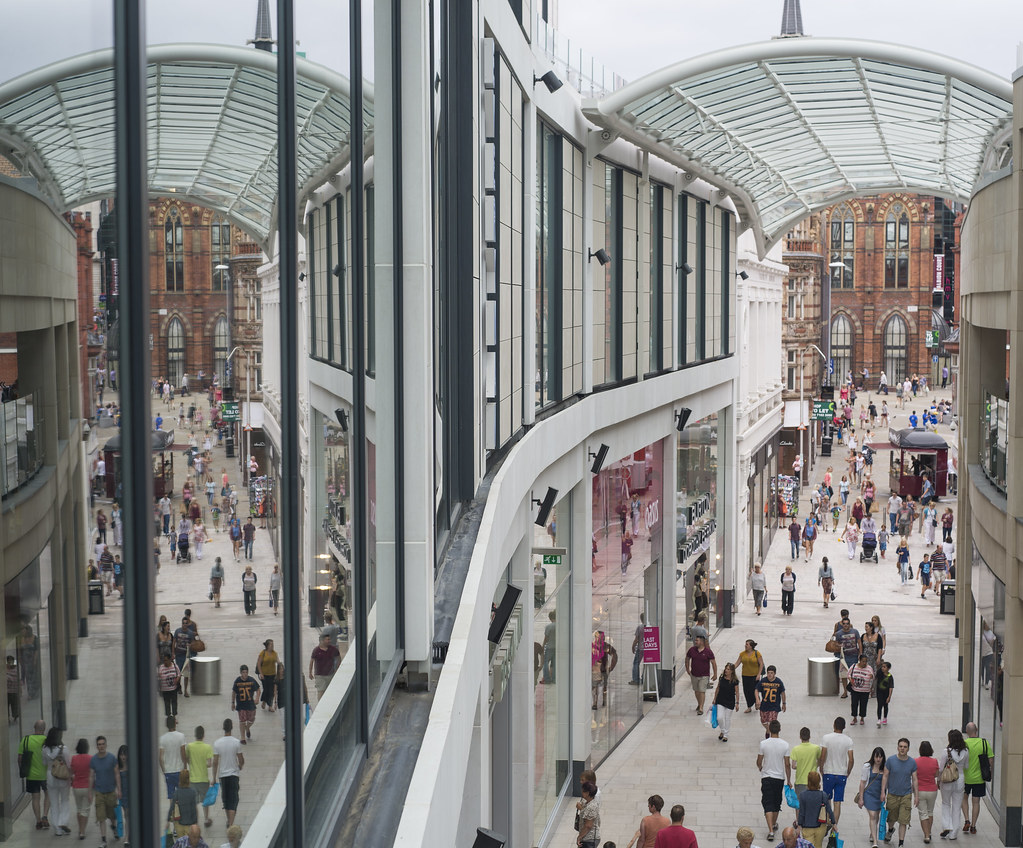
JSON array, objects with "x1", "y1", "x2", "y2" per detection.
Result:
[
  {"x1": 860, "y1": 530, "x2": 878, "y2": 562},
  {"x1": 176, "y1": 531, "x2": 192, "y2": 563}
]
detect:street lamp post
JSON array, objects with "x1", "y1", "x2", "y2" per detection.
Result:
[
  {"x1": 798, "y1": 343, "x2": 830, "y2": 486},
  {"x1": 225, "y1": 345, "x2": 250, "y2": 485}
]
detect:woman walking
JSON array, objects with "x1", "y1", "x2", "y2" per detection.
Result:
[
  {"x1": 797, "y1": 772, "x2": 835, "y2": 848},
  {"x1": 896, "y1": 537, "x2": 911, "y2": 584},
  {"x1": 861, "y1": 621, "x2": 883, "y2": 671},
  {"x1": 168, "y1": 769, "x2": 200, "y2": 838},
  {"x1": 941, "y1": 508, "x2": 954, "y2": 544},
  {"x1": 916, "y1": 740, "x2": 940, "y2": 843},
  {"x1": 848, "y1": 655, "x2": 874, "y2": 725},
  {"x1": 856, "y1": 746, "x2": 887, "y2": 848},
  {"x1": 780, "y1": 565, "x2": 797, "y2": 615},
  {"x1": 875, "y1": 662, "x2": 894, "y2": 726},
  {"x1": 270, "y1": 564, "x2": 282, "y2": 616},
  {"x1": 843, "y1": 521, "x2": 860, "y2": 560},
  {"x1": 736, "y1": 639, "x2": 765, "y2": 713},
  {"x1": 802, "y1": 517, "x2": 818, "y2": 561},
  {"x1": 158, "y1": 654, "x2": 181, "y2": 717},
  {"x1": 818, "y1": 557, "x2": 834, "y2": 608},
  {"x1": 41, "y1": 727, "x2": 72, "y2": 835},
  {"x1": 257, "y1": 639, "x2": 280, "y2": 712},
  {"x1": 70, "y1": 739, "x2": 91, "y2": 840},
  {"x1": 111, "y1": 502, "x2": 123, "y2": 548},
  {"x1": 840, "y1": 475, "x2": 850, "y2": 505},
  {"x1": 712, "y1": 662, "x2": 740, "y2": 741},
  {"x1": 193, "y1": 520, "x2": 207, "y2": 560},
  {"x1": 939, "y1": 729, "x2": 969, "y2": 839},
  {"x1": 750, "y1": 563, "x2": 767, "y2": 615},
  {"x1": 922, "y1": 502, "x2": 938, "y2": 547},
  {"x1": 852, "y1": 498, "x2": 865, "y2": 527}
]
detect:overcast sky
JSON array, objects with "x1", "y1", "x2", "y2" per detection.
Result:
[{"x1": 2, "y1": 1, "x2": 1021, "y2": 85}]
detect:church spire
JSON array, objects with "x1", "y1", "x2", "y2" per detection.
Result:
[
  {"x1": 779, "y1": 0, "x2": 804, "y2": 37},
  {"x1": 250, "y1": 0, "x2": 274, "y2": 52}
]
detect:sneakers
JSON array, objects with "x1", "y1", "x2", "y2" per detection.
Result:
[
  {"x1": 877, "y1": 720, "x2": 882, "y2": 727},
  {"x1": 882, "y1": 718, "x2": 888, "y2": 725}
]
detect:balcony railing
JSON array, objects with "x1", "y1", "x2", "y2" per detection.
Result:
[{"x1": 1, "y1": 393, "x2": 44, "y2": 497}]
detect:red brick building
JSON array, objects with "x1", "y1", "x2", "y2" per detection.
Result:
[{"x1": 822, "y1": 192, "x2": 959, "y2": 390}]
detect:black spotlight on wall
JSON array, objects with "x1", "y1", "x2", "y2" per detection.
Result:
[
  {"x1": 332, "y1": 263, "x2": 342, "y2": 277},
  {"x1": 298, "y1": 271, "x2": 306, "y2": 282},
  {"x1": 487, "y1": 585, "x2": 522, "y2": 645},
  {"x1": 675, "y1": 407, "x2": 693, "y2": 433},
  {"x1": 532, "y1": 487, "x2": 558, "y2": 527},
  {"x1": 473, "y1": 827, "x2": 507, "y2": 848},
  {"x1": 533, "y1": 70, "x2": 563, "y2": 93},
  {"x1": 676, "y1": 261, "x2": 694, "y2": 275},
  {"x1": 334, "y1": 408, "x2": 349, "y2": 432},
  {"x1": 588, "y1": 443, "x2": 610, "y2": 475},
  {"x1": 736, "y1": 270, "x2": 749, "y2": 280},
  {"x1": 588, "y1": 248, "x2": 611, "y2": 266}
]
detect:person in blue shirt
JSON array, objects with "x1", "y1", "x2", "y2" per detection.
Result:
[
  {"x1": 908, "y1": 411, "x2": 919, "y2": 429},
  {"x1": 155, "y1": 414, "x2": 164, "y2": 430}
]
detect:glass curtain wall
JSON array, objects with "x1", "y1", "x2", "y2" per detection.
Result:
[
  {"x1": 590, "y1": 441, "x2": 663, "y2": 762},
  {"x1": 675, "y1": 413, "x2": 722, "y2": 649},
  {"x1": 532, "y1": 494, "x2": 571, "y2": 846}
]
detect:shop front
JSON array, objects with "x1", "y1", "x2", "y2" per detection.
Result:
[
  {"x1": 748, "y1": 434, "x2": 781, "y2": 575},
  {"x1": 311, "y1": 411, "x2": 352, "y2": 638},
  {"x1": 675, "y1": 412, "x2": 723, "y2": 655}
]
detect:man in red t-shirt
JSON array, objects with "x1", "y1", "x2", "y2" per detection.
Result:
[
  {"x1": 308, "y1": 633, "x2": 341, "y2": 701},
  {"x1": 685, "y1": 638, "x2": 717, "y2": 716},
  {"x1": 655, "y1": 804, "x2": 699, "y2": 848}
]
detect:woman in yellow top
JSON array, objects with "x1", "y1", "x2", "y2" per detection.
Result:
[
  {"x1": 256, "y1": 639, "x2": 280, "y2": 711},
  {"x1": 735, "y1": 639, "x2": 765, "y2": 713}
]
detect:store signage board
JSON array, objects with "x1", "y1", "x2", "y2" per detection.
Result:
[{"x1": 642, "y1": 626, "x2": 660, "y2": 663}]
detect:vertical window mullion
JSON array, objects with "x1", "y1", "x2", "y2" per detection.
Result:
[
  {"x1": 678, "y1": 193, "x2": 688, "y2": 366},
  {"x1": 326, "y1": 204, "x2": 334, "y2": 363}
]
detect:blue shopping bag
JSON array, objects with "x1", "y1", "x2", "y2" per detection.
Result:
[
  {"x1": 115, "y1": 801, "x2": 124, "y2": 838},
  {"x1": 710, "y1": 704, "x2": 719, "y2": 728},
  {"x1": 305, "y1": 702, "x2": 311, "y2": 725},
  {"x1": 784, "y1": 784, "x2": 800, "y2": 809},
  {"x1": 878, "y1": 807, "x2": 888, "y2": 841},
  {"x1": 202, "y1": 783, "x2": 220, "y2": 807}
]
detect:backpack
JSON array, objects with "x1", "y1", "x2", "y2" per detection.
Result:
[{"x1": 18, "y1": 737, "x2": 34, "y2": 778}]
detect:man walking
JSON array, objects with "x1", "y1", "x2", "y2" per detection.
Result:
[
  {"x1": 182, "y1": 726, "x2": 214, "y2": 828},
  {"x1": 882, "y1": 737, "x2": 919, "y2": 846},
  {"x1": 159, "y1": 715, "x2": 186, "y2": 800},
  {"x1": 243, "y1": 518, "x2": 256, "y2": 560},
  {"x1": 756, "y1": 719, "x2": 791, "y2": 841},
  {"x1": 819, "y1": 717, "x2": 855, "y2": 826},
  {"x1": 962, "y1": 722, "x2": 992, "y2": 835},
  {"x1": 685, "y1": 635, "x2": 717, "y2": 716},
  {"x1": 160, "y1": 494, "x2": 172, "y2": 535},
  {"x1": 887, "y1": 492, "x2": 902, "y2": 536},
  {"x1": 212, "y1": 718, "x2": 245, "y2": 829},
  {"x1": 788, "y1": 518, "x2": 801, "y2": 560},
  {"x1": 230, "y1": 666, "x2": 260, "y2": 743},
  {"x1": 89, "y1": 735, "x2": 121, "y2": 843},
  {"x1": 755, "y1": 666, "x2": 787, "y2": 737},
  {"x1": 790, "y1": 727, "x2": 821, "y2": 797},
  {"x1": 653, "y1": 803, "x2": 698, "y2": 848},
  {"x1": 309, "y1": 632, "x2": 341, "y2": 701},
  {"x1": 18, "y1": 719, "x2": 49, "y2": 830}
]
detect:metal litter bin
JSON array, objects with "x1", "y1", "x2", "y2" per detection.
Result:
[
  {"x1": 940, "y1": 580, "x2": 956, "y2": 615},
  {"x1": 807, "y1": 656, "x2": 840, "y2": 696},
  {"x1": 88, "y1": 580, "x2": 105, "y2": 615},
  {"x1": 190, "y1": 656, "x2": 221, "y2": 696}
]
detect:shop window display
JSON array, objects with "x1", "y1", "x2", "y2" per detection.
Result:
[
  {"x1": 970, "y1": 545, "x2": 1004, "y2": 804},
  {"x1": 590, "y1": 442, "x2": 664, "y2": 764},
  {"x1": 675, "y1": 413, "x2": 722, "y2": 655}
]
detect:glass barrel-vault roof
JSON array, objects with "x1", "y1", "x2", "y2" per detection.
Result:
[
  {"x1": 0, "y1": 44, "x2": 366, "y2": 250},
  {"x1": 585, "y1": 38, "x2": 1012, "y2": 257}
]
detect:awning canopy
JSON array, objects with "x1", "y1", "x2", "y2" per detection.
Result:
[
  {"x1": 889, "y1": 427, "x2": 948, "y2": 452},
  {"x1": 585, "y1": 38, "x2": 1013, "y2": 257},
  {"x1": 0, "y1": 44, "x2": 367, "y2": 251},
  {"x1": 103, "y1": 429, "x2": 176, "y2": 452}
]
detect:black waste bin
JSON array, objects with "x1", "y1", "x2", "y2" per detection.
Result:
[
  {"x1": 940, "y1": 579, "x2": 956, "y2": 615},
  {"x1": 225, "y1": 432, "x2": 235, "y2": 458},
  {"x1": 88, "y1": 580, "x2": 105, "y2": 615}
]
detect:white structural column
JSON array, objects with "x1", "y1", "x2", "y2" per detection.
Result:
[{"x1": 396, "y1": 0, "x2": 436, "y2": 665}]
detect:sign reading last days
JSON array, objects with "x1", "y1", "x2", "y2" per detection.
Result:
[{"x1": 642, "y1": 626, "x2": 660, "y2": 663}]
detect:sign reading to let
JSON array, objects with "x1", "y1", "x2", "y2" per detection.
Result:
[
  {"x1": 220, "y1": 401, "x2": 240, "y2": 422},
  {"x1": 812, "y1": 400, "x2": 836, "y2": 422},
  {"x1": 642, "y1": 626, "x2": 660, "y2": 664}
]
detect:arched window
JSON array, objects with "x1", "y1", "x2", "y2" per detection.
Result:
[
  {"x1": 165, "y1": 208, "x2": 184, "y2": 292},
  {"x1": 884, "y1": 205, "x2": 910, "y2": 288},
  {"x1": 883, "y1": 314, "x2": 908, "y2": 383},
  {"x1": 213, "y1": 317, "x2": 230, "y2": 387},
  {"x1": 211, "y1": 216, "x2": 231, "y2": 291},
  {"x1": 828, "y1": 206, "x2": 854, "y2": 288},
  {"x1": 167, "y1": 317, "x2": 185, "y2": 386},
  {"x1": 830, "y1": 314, "x2": 853, "y2": 386}
]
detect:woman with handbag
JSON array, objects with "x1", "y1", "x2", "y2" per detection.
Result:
[
  {"x1": 576, "y1": 782, "x2": 601, "y2": 847},
  {"x1": 856, "y1": 746, "x2": 886, "y2": 848},
  {"x1": 939, "y1": 729, "x2": 969, "y2": 839},
  {"x1": 797, "y1": 771, "x2": 835, "y2": 848},
  {"x1": 818, "y1": 558, "x2": 835, "y2": 609},
  {"x1": 750, "y1": 563, "x2": 767, "y2": 616},
  {"x1": 736, "y1": 639, "x2": 765, "y2": 713},
  {"x1": 915, "y1": 741, "x2": 940, "y2": 843},
  {"x1": 712, "y1": 662, "x2": 740, "y2": 742},
  {"x1": 41, "y1": 726, "x2": 72, "y2": 835},
  {"x1": 257, "y1": 639, "x2": 281, "y2": 711},
  {"x1": 169, "y1": 768, "x2": 200, "y2": 837}
]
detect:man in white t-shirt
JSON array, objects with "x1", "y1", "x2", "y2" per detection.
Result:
[
  {"x1": 819, "y1": 716, "x2": 856, "y2": 826},
  {"x1": 158, "y1": 715, "x2": 186, "y2": 799},
  {"x1": 212, "y1": 718, "x2": 245, "y2": 828},
  {"x1": 756, "y1": 719, "x2": 791, "y2": 841}
]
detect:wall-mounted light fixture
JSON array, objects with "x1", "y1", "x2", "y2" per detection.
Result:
[
  {"x1": 532, "y1": 487, "x2": 558, "y2": 526},
  {"x1": 588, "y1": 444, "x2": 610, "y2": 475},
  {"x1": 473, "y1": 827, "x2": 507, "y2": 848},
  {"x1": 334, "y1": 408, "x2": 349, "y2": 433},
  {"x1": 332, "y1": 263, "x2": 343, "y2": 277},
  {"x1": 675, "y1": 407, "x2": 693, "y2": 432},
  {"x1": 533, "y1": 70, "x2": 563, "y2": 93},
  {"x1": 298, "y1": 272, "x2": 306, "y2": 282},
  {"x1": 676, "y1": 261, "x2": 694, "y2": 275},
  {"x1": 588, "y1": 248, "x2": 611, "y2": 266},
  {"x1": 736, "y1": 270, "x2": 749, "y2": 281},
  {"x1": 487, "y1": 585, "x2": 522, "y2": 645}
]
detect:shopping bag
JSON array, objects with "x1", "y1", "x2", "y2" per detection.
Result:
[
  {"x1": 878, "y1": 808, "x2": 888, "y2": 841},
  {"x1": 785, "y1": 784, "x2": 800, "y2": 809},
  {"x1": 305, "y1": 703, "x2": 311, "y2": 725},
  {"x1": 202, "y1": 783, "x2": 220, "y2": 807},
  {"x1": 762, "y1": 593, "x2": 768, "y2": 608},
  {"x1": 115, "y1": 801, "x2": 124, "y2": 838},
  {"x1": 710, "y1": 704, "x2": 719, "y2": 728}
]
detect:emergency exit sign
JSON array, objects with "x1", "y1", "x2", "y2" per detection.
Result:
[{"x1": 542, "y1": 555, "x2": 562, "y2": 565}]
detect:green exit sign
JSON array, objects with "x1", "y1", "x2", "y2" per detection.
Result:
[{"x1": 542, "y1": 555, "x2": 562, "y2": 565}]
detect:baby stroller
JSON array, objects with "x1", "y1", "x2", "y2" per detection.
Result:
[
  {"x1": 860, "y1": 530, "x2": 878, "y2": 563},
  {"x1": 176, "y1": 531, "x2": 192, "y2": 563}
]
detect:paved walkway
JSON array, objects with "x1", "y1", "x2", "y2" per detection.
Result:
[
  {"x1": 7, "y1": 391, "x2": 301, "y2": 848},
  {"x1": 549, "y1": 392, "x2": 982, "y2": 848}
]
